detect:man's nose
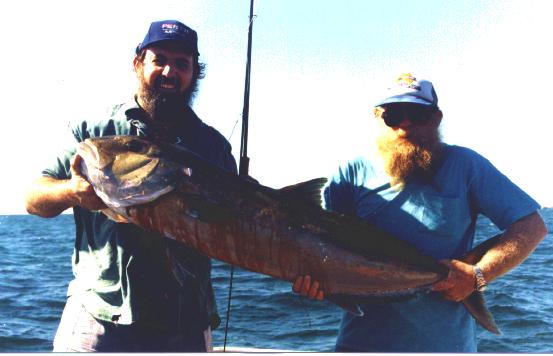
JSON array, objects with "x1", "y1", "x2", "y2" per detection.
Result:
[
  {"x1": 162, "y1": 64, "x2": 175, "y2": 77},
  {"x1": 397, "y1": 114, "x2": 413, "y2": 129}
]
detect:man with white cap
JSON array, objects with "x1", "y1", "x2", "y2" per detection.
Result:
[
  {"x1": 295, "y1": 73, "x2": 547, "y2": 351},
  {"x1": 25, "y1": 20, "x2": 237, "y2": 352}
]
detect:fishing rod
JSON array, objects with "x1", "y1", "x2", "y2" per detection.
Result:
[
  {"x1": 239, "y1": 0, "x2": 255, "y2": 177},
  {"x1": 223, "y1": 0, "x2": 255, "y2": 351}
]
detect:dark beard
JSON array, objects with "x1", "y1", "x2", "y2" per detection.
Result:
[
  {"x1": 137, "y1": 72, "x2": 199, "y2": 124},
  {"x1": 377, "y1": 130, "x2": 443, "y2": 185}
]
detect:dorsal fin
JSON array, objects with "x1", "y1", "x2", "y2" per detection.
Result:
[{"x1": 279, "y1": 178, "x2": 328, "y2": 206}]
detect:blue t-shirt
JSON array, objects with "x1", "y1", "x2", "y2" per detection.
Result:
[{"x1": 324, "y1": 144, "x2": 540, "y2": 352}]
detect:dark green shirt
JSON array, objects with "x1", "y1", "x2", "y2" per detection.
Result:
[{"x1": 43, "y1": 100, "x2": 237, "y2": 332}]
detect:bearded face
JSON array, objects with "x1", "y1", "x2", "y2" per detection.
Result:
[
  {"x1": 375, "y1": 104, "x2": 443, "y2": 185},
  {"x1": 136, "y1": 67, "x2": 198, "y2": 122},
  {"x1": 134, "y1": 45, "x2": 200, "y2": 124}
]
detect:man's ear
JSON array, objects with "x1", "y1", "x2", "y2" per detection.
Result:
[
  {"x1": 373, "y1": 106, "x2": 383, "y2": 118},
  {"x1": 432, "y1": 110, "x2": 443, "y2": 127},
  {"x1": 133, "y1": 56, "x2": 140, "y2": 73}
]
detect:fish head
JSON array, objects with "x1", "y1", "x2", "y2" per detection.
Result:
[{"x1": 78, "y1": 135, "x2": 183, "y2": 208}]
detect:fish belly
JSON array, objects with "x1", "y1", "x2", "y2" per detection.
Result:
[{"x1": 125, "y1": 193, "x2": 441, "y2": 297}]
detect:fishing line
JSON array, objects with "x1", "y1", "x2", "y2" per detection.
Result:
[
  {"x1": 297, "y1": 295, "x2": 314, "y2": 329},
  {"x1": 227, "y1": 118, "x2": 239, "y2": 141},
  {"x1": 222, "y1": 264, "x2": 235, "y2": 351}
]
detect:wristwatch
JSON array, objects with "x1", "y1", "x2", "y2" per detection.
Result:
[{"x1": 473, "y1": 265, "x2": 488, "y2": 292}]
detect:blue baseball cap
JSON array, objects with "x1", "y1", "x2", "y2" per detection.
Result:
[
  {"x1": 374, "y1": 73, "x2": 438, "y2": 108},
  {"x1": 136, "y1": 20, "x2": 199, "y2": 56}
]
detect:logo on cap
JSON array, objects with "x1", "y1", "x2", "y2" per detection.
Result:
[
  {"x1": 395, "y1": 73, "x2": 421, "y2": 91},
  {"x1": 161, "y1": 23, "x2": 184, "y2": 34},
  {"x1": 373, "y1": 72, "x2": 439, "y2": 108}
]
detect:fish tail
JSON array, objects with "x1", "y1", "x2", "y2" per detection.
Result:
[{"x1": 462, "y1": 291, "x2": 501, "y2": 335}]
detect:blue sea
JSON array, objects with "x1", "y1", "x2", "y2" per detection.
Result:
[{"x1": 1, "y1": 210, "x2": 552, "y2": 352}]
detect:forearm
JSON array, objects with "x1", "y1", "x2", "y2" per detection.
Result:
[
  {"x1": 477, "y1": 211, "x2": 547, "y2": 283},
  {"x1": 25, "y1": 176, "x2": 77, "y2": 218}
]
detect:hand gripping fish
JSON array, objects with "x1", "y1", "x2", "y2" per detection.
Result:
[{"x1": 78, "y1": 135, "x2": 500, "y2": 334}]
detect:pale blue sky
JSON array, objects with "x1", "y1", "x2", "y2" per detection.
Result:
[{"x1": 2, "y1": 0, "x2": 552, "y2": 214}]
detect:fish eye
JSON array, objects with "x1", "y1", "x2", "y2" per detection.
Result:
[{"x1": 126, "y1": 140, "x2": 144, "y2": 152}]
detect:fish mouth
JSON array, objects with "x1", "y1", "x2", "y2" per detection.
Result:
[
  {"x1": 77, "y1": 138, "x2": 178, "y2": 208},
  {"x1": 78, "y1": 140, "x2": 111, "y2": 170}
]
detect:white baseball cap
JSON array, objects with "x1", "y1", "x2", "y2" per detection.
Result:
[{"x1": 374, "y1": 73, "x2": 438, "y2": 108}]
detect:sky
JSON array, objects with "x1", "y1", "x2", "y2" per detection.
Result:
[{"x1": 1, "y1": 0, "x2": 552, "y2": 214}]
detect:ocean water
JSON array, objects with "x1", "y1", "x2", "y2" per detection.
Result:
[{"x1": 1, "y1": 210, "x2": 552, "y2": 352}]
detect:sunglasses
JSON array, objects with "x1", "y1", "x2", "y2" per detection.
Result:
[{"x1": 380, "y1": 105, "x2": 436, "y2": 128}]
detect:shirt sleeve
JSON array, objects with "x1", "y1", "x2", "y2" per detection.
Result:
[
  {"x1": 219, "y1": 142, "x2": 238, "y2": 175},
  {"x1": 468, "y1": 151, "x2": 540, "y2": 230},
  {"x1": 323, "y1": 161, "x2": 356, "y2": 215}
]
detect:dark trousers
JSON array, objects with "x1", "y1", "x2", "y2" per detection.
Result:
[{"x1": 53, "y1": 296, "x2": 208, "y2": 352}]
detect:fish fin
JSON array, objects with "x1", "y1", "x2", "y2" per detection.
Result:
[
  {"x1": 462, "y1": 291, "x2": 501, "y2": 335},
  {"x1": 279, "y1": 178, "x2": 328, "y2": 206},
  {"x1": 459, "y1": 235, "x2": 502, "y2": 335},
  {"x1": 101, "y1": 208, "x2": 130, "y2": 223},
  {"x1": 326, "y1": 295, "x2": 364, "y2": 316},
  {"x1": 184, "y1": 194, "x2": 235, "y2": 223}
]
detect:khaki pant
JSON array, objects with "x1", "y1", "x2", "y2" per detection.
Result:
[{"x1": 53, "y1": 296, "x2": 211, "y2": 352}]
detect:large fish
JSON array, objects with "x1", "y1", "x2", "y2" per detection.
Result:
[{"x1": 78, "y1": 135, "x2": 500, "y2": 334}]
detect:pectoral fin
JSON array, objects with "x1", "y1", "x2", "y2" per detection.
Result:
[
  {"x1": 326, "y1": 295, "x2": 364, "y2": 316},
  {"x1": 101, "y1": 208, "x2": 130, "y2": 223}
]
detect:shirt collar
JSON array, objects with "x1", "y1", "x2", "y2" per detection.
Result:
[{"x1": 123, "y1": 98, "x2": 200, "y2": 144}]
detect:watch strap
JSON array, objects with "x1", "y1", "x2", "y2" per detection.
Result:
[{"x1": 474, "y1": 265, "x2": 488, "y2": 292}]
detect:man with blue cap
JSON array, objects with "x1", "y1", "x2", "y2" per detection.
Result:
[
  {"x1": 295, "y1": 73, "x2": 547, "y2": 352},
  {"x1": 25, "y1": 20, "x2": 237, "y2": 352}
]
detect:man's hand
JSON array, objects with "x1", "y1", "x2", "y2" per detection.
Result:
[
  {"x1": 292, "y1": 275, "x2": 325, "y2": 300},
  {"x1": 431, "y1": 259, "x2": 477, "y2": 302},
  {"x1": 25, "y1": 154, "x2": 108, "y2": 218},
  {"x1": 69, "y1": 154, "x2": 107, "y2": 211}
]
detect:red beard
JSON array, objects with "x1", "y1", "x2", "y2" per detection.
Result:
[{"x1": 377, "y1": 130, "x2": 443, "y2": 185}]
